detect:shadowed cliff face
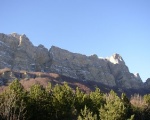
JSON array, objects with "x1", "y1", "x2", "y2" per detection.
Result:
[{"x1": 0, "y1": 33, "x2": 144, "y2": 89}]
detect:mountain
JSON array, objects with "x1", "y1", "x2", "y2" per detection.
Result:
[
  {"x1": 0, "y1": 33, "x2": 149, "y2": 93},
  {"x1": 0, "y1": 33, "x2": 50, "y2": 71}
]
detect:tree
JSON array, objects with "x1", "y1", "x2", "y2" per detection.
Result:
[
  {"x1": 52, "y1": 82, "x2": 75, "y2": 120},
  {"x1": 27, "y1": 84, "x2": 52, "y2": 120},
  {"x1": 130, "y1": 94, "x2": 145, "y2": 120},
  {"x1": 100, "y1": 90, "x2": 127, "y2": 120},
  {"x1": 121, "y1": 93, "x2": 134, "y2": 119},
  {"x1": 0, "y1": 79, "x2": 27, "y2": 120},
  {"x1": 144, "y1": 94, "x2": 150, "y2": 105},
  {"x1": 88, "y1": 87, "x2": 105, "y2": 118},
  {"x1": 77, "y1": 106, "x2": 97, "y2": 120},
  {"x1": 143, "y1": 94, "x2": 150, "y2": 120},
  {"x1": 74, "y1": 87, "x2": 87, "y2": 115}
]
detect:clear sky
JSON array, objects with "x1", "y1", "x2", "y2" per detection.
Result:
[{"x1": 0, "y1": 0, "x2": 150, "y2": 81}]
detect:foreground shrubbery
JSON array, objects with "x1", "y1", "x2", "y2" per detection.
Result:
[{"x1": 0, "y1": 80, "x2": 150, "y2": 120}]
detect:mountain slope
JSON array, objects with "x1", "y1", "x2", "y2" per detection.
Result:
[{"x1": 0, "y1": 33, "x2": 149, "y2": 91}]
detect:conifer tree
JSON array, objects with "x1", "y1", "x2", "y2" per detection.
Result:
[
  {"x1": 143, "y1": 94, "x2": 150, "y2": 120},
  {"x1": 144, "y1": 94, "x2": 150, "y2": 105},
  {"x1": 74, "y1": 87, "x2": 87, "y2": 114},
  {"x1": 0, "y1": 79, "x2": 27, "y2": 120},
  {"x1": 88, "y1": 87, "x2": 105, "y2": 119},
  {"x1": 121, "y1": 93, "x2": 134, "y2": 119},
  {"x1": 52, "y1": 82, "x2": 75, "y2": 120},
  {"x1": 78, "y1": 105, "x2": 97, "y2": 120},
  {"x1": 27, "y1": 84, "x2": 52, "y2": 120},
  {"x1": 100, "y1": 90, "x2": 127, "y2": 120}
]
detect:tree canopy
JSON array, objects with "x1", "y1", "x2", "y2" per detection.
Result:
[{"x1": 0, "y1": 79, "x2": 150, "y2": 120}]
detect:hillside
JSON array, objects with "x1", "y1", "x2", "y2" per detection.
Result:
[{"x1": 0, "y1": 33, "x2": 150, "y2": 95}]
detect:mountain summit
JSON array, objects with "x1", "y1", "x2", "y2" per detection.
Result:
[{"x1": 0, "y1": 33, "x2": 148, "y2": 89}]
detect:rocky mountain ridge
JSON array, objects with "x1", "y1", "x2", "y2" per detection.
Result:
[{"x1": 0, "y1": 33, "x2": 149, "y2": 89}]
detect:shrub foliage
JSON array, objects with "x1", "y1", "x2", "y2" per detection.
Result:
[{"x1": 0, "y1": 79, "x2": 150, "y2": 120}]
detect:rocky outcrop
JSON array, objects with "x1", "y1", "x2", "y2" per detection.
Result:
[
  {"x1": 0, "y1": 33, "x2": 51, "y2": 72},
  {"x1": 49, "y1": 46, "x2": 116, "y2": 86},
  {"x1": 106, "y1": 54, "x2": 143, "y2": 88},
  {"x1": 0, "y1": 33, "x2": 145, "y2": 89},
  {"x1": 49, "y1": 46, "x2": 143, "y2": 88},
  {"x1": 144, "y1": 78, "x2": 150, "y2": 89}
]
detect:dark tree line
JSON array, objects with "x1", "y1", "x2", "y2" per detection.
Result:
[{"x1": 0, "y1": 79, "x2": 150, "y2": 120}]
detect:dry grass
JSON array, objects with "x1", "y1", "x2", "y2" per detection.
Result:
[
  {"x1": 0, "y1": 68, "x2": 107, "y2": 95},
  {"x1": 20, "y1": 78, "x2": 51, "y2": 91},
  {"x1": 0, "y1": 68, "x2": 11, "y2": 74}
]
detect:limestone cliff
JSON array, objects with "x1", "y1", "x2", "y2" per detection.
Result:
[
  {"x1": 49, "y1": 46, "x2": 143, "y2": 88},
  {"x1": 0, "y1": 33, "x2": 144, "y2": 89},
  {"x1": 0, "y1": 33, "x2": 51, "y2": 71}
]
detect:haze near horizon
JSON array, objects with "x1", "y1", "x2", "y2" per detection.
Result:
[{"x1": 0, "y1": 0, "x2": 150, "y2": 81}]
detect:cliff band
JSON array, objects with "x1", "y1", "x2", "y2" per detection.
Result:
[{"x1": 0, "y1": 33, "x2": 145, "y2": 89}]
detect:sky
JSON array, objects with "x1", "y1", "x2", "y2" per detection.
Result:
[{"x1": 0, "y1": 0, "x2": 150, "y2": 81}]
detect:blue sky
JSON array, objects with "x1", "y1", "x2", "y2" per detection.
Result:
[{"x1": 0, "y1": 0, "x2": 150, "y2": 81}]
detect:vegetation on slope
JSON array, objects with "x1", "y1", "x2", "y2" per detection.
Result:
[{"x1": 0, "y1": 80, "x2": 150, "y2": 120}]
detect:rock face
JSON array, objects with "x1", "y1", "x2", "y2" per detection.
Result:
[
  {"x1": 0, "y1": 33, "x2": 144, "y2": 89},
  {"x1": 49, "y1": 46, "x2": 143, "y2": 88},
  {"x1": 49, "y1": 46, "x2": 116, "y2": 86},
  {"x1": 0, "y1": 33, "x2": 51, "y2": 72},
  {"x1": 144, "y1": 78, "x2": 150, "y2": 89}
]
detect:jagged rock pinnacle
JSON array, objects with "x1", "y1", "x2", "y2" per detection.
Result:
[{"x1": 108, "y1": 53, "x2": 125, "y2": 65}]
